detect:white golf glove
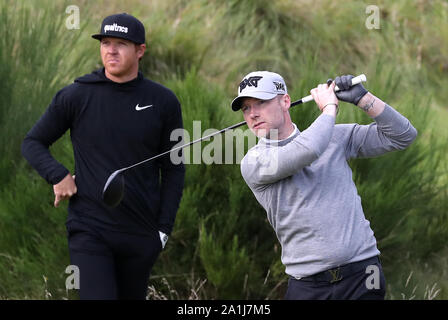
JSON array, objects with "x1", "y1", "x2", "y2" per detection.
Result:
[{"x1": 159, "y1": 231, "x2": 168, "y2": 249}]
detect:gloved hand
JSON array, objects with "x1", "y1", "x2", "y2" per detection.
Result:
[{"x1": 335, "y1": 75, "x2": 368, "y2": 105}]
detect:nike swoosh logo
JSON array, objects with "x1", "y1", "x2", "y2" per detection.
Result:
[{"x1": 135, "y1": 104, "x2": 153, "y2": 111}]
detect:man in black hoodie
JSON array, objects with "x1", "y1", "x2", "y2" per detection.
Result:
[{"x1": 21, "y1": 13, "x2": 185, "y2": 299}]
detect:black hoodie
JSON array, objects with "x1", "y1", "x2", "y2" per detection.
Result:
[{"x1": 22, "y1": 68, "x2": 185, "y2": 235}]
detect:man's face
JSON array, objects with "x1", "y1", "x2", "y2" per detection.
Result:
[
  {"x1": 241, "y1": 94, "x2": 290, "y2": 139},
  {"x1": 100, "y1": 37, "x2": 145, "y2": 79}
]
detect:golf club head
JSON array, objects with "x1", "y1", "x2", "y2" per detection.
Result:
[{"x1": 102, "y1": 170, "x2": 125, "y2": 208}]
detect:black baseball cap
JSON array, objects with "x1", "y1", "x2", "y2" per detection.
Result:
[{"x1": 92, "y1": 13, "x2": 145, "y2": 45}]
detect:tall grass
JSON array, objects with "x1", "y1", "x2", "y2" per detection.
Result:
[
  {"x1": 0, "y1": 0, "x2": 95, "y2": 299},
  {"x1": 1, "y1": 0, "x2": 447, "y2": 299}
]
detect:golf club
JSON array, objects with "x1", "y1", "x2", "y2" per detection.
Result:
[{"x1": 102, "y1": 74, "x2": 367, "y2": 207}]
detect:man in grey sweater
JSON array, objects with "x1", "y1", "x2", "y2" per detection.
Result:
[{"x1": 231, "y1": 72, "x2": 417, "y2": 299}]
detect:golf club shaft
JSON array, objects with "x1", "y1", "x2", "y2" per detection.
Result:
[
  {"x1": 118, "y1": 74, "x2": 367, "y2": 172},
  {"x1": 119, "y1": 121, "x2": 247, "y2": 172}
]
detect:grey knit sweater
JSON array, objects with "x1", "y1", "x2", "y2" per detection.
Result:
[{"x1": 240, "y1": 104, "x2": 417, "y2": 278}]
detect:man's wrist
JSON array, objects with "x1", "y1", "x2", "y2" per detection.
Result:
[
  {"x1": 357, "y1": 93, "x2": 386, "y2": 117},
  {"x1": 322, "y1": 103, "x2": 338, "y2": 116},
  {"x1": 357, "y1": 94, "x2": 375, "y2": 111}
]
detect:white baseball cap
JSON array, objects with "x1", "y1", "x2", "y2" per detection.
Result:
[{"x1": 231, "y1": 71, "x2": 287, "y2": 111}]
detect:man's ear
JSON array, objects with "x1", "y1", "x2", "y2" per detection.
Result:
[
  {"x1": 281, "y1": 94, "x2": 291, "y2": 111},
  {"x1": 136, "y1": 44, "x2": 146, "y2": 60}
]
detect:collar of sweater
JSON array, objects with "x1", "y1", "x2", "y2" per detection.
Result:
[{"x1": 259, "y1": 123, "x2": 300, "y2": 146}]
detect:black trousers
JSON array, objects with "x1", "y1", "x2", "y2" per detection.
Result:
[
  {"x1": 284, "y1": 256, "x2": 386, "y2": 300},
  {"x1": 66, "y1": 219, "x2": 162, "y2": 300}
]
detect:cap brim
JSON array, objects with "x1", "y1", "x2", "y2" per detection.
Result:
[
  {"x1": 231, "y1": 92, "x2": 277, "y2": 111},
  {"x1": 91, "y1": 34, "x2": 143, "y2": 44}
]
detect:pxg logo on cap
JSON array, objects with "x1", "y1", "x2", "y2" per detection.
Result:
[
  {"x1": 231, "y1": 71, "x2": 287, "y2": 111},
  {"x1": 92, "y1": 13, "x2": 145, "y2": 45}
]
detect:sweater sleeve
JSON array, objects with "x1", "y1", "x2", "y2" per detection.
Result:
[
  {"x1": 241, "y1": 113, "x2": 335, "y2": 187},
  {"x1": 21, "y1": 89, "x2": 73, "y2": 184},
  {"x1": 157, "y1": 96, "x2": 186, "y2": 235},
  {"x1": 345, "y1": 104, "x2": 418, "y2": 159}
]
